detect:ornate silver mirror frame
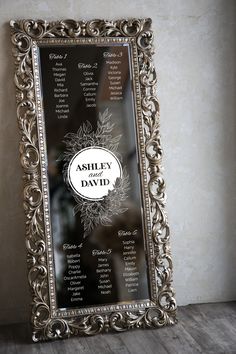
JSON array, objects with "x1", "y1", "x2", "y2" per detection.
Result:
[{"x1": 10, "y1": 18, "x2": 177, "y2": 342}]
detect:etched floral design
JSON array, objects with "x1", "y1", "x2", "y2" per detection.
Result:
[
  {"x1": 61, "y1": 109, "x2": 130, "y2": 237},
  {"x1": 62, "y1": 108, "x2": 122, "y2": 162}
]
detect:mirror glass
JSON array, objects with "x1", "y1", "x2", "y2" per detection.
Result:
[{"x1": 38, "y1": 43, "x2": 150, "y2": 310}]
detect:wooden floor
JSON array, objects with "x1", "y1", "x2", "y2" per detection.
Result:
[{"x1": 0, "y1": 302, "x2": 236, "y2": 354}]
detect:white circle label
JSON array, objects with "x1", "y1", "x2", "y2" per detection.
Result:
[{"x1": 67, "y1": 147, "x2": 122, "y2": 200}]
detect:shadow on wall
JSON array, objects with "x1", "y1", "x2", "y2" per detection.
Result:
[
  {"x1": 212, "y1": 0, "x2": 236, "y2": 303},
  {"x1": 0, "y1": 22, "x2": 30, "y2": 324}
]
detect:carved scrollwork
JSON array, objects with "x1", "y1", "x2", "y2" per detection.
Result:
[{"x1": 10, "y1": 18, "x2": 176, "y2": 342}]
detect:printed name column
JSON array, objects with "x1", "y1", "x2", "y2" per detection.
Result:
[
  {"x1": 63, "y1": 245, "x2": 87, "y2": 303},
  {"x1": 104, "y1": 51, "x2": 123, "y2": 102},
  {"x1": 93, "y1": 250, "x2": 113, "y2": 295},
  {"x1": 50, "y1": 53, "x2": 70, "y2": 119},
  {"x1": 78, "y1": 62, "x2": 98, "y2": 108},
  {"x1": 122, "y1": 240, "x2": 140, "y2": 294}
]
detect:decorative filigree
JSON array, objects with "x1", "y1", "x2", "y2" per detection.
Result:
[
  {"x1": 10, "y1": 18, "x2": 177, "y2": 342},
  {"x1": 61, "y1": 109, "x2": 130, "y2": 237}
]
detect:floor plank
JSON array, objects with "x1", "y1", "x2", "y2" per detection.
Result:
[
  {"x1": 117, "y1": 328, "x2": 168, "y2": 354},
  {"x1": 0, "y1": 302, "x2": 235, "y2": 354},
  {"x1": 179, "y1": 305, "x2": 235, "y2": 354},
  {"x1": 149, "y1": 322, "x2": 203, "y2": 354}
]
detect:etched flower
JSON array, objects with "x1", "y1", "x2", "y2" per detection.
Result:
[{"x1": 86, "y1": 201, "x2": 101, "y2": 217}]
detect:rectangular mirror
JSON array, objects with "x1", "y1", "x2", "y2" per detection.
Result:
[{"x1": 11, "y1": 18, "x2": 176, "y2": 341}]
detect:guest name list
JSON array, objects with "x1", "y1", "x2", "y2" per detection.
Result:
[
  {"x1": 47, "y1": 49, "x2": 126, "y2": 114},
  {"x1": 62, "y1": 233, "x2": 143, "y2": 304},
  {"x1": 39, "y1": 44, "x2": 149, "y2": 309}
]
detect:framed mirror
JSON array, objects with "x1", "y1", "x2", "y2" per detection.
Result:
[{"x1": 10, "y1": 18, "x2": 176, "y2": 341}]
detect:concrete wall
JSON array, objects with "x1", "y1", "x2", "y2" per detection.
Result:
[{"x1": 0, "y1": 0, "x2": 235, "y2": 324}]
